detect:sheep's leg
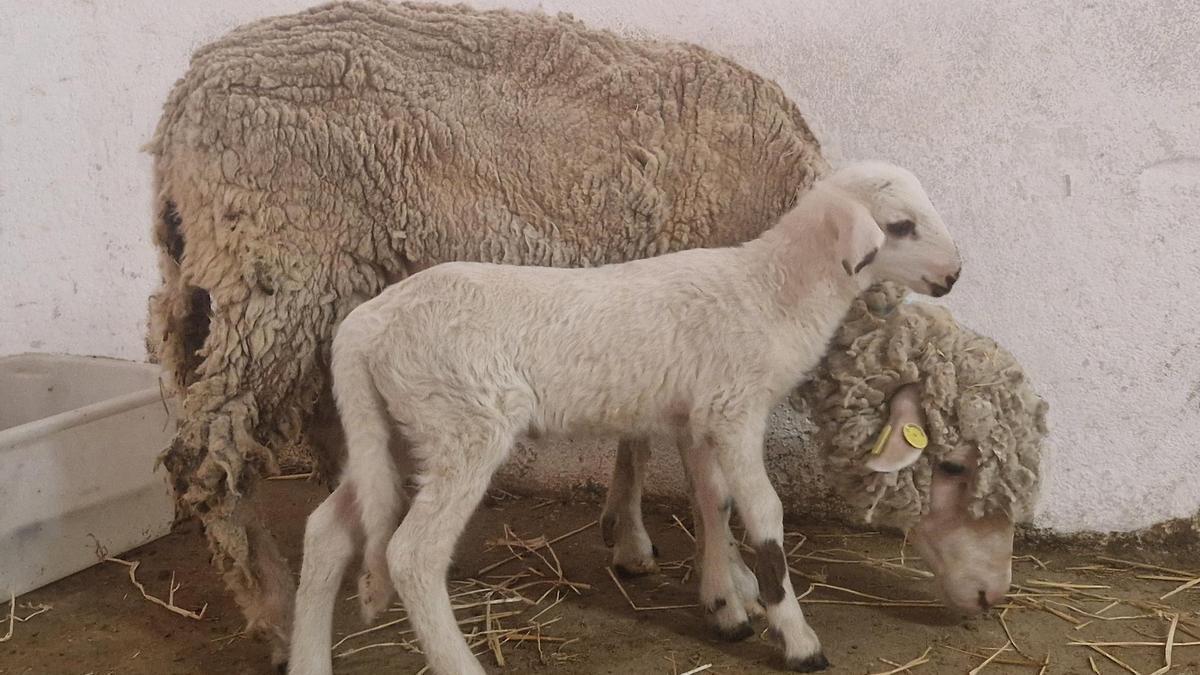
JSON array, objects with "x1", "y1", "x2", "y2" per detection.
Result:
[
  {"x1": 714, "y1": 421, "x2": 828, "y2": 672},
  {"x1": 289, "y1": 482, "x2": 361, "y2": 675},
  {"x1": 679, "y1": 434, "x2": 757, "y2": 640},
  {"x1": 601, "y1": 437, "x2": 659, "y2": 576},
  {"x1": 194, "y1": 491, "x2": 296, "y2": 672},
  {"x1": 388, "y1": 434, "x2": 510, "y2": 675}
]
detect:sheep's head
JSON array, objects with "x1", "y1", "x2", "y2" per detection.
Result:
[
  {"x1": 798, "y1": 283, "x2": 1048, "y2": 615},
  {"x1": 825, "y1": 161, "x2": 962, "y2": 298},
  {"x1": 869, "y1": 384, "x2": 1016, "y2": 613}
]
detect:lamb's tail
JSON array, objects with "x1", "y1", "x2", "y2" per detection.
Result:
[{"x1": 330, "y1": 330, "x2": 402, "y2": 622}]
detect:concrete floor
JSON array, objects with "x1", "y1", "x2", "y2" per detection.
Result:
[{"x1": 1, "y1": 481, "x2": 1197, "y2": 675}]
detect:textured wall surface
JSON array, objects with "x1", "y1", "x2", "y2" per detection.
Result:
[{"x1": 2, "y1": 0, "x2": 1197, "y2": 533}]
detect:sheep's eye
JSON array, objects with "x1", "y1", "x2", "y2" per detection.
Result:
[
  {"x1": 937, "y1": 461, "x2": 967, "y2": 476},
  {"x1": 886, "y1": 219, "x2": 916, "y2": 237}
]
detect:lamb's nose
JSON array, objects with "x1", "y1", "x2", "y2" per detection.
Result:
[{"x1": 944, "y1": 269, "x2": 961, "y2": 291}]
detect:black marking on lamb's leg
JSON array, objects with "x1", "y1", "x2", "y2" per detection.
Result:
[
  {"x1": 720, "y1": 497, "x2": 733, "y2": 516},
  {"x1": 754, "y1": 539, "x2": 787, "y2": 605}
]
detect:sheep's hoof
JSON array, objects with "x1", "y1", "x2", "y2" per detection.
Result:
[
  {"x1": 613, "y1": 560, "x2": 659, "y2": 578},
  {"x1": 785, "y1": 652, "x2": 830, "y2": 672},
  {"x1": 714, "y1": 620, "x2": 755, "y2": 642}
]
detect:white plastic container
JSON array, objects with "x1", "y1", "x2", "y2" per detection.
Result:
[{"x1": 0, "y1": 353, "x2": 176, "y2": 598}]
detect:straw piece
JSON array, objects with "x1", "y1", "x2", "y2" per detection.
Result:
[
  {"x1": 868, "y1": 646, "x2": 931, "y2": 675},
  {"x1": 1069, "y1": 640, "x2": 1199, "y2": 648},
  {"x1": 332, "y1": 615, "x2": 408, "y2": 650},
  {"x1": 476, "y1": 520, "x2": 595, "y2": 576},
  {"x1": 605, "y1": 567, "x2": 697, "y2": 612},
  {"x1": 105, "y1": 557, "x2": 206, "y2": 620},
  {"x1": 1148, "y1": 613, "x2": 1180, "y2": 675},
  {"x1": 679, "y1": 665, "x2": 713, "y2": 675},
  {"x1": 1026, "y1": 579, "x2": 1111, "y2": 591},
  {"x1": 967, "y1": 641, "x2": 1011, "y2": 675},
  {"x1": 0, "y1": 593, "x2": 52, "y2": 644},
  {"x1": 0, "y1": 594, "x2": 13, "y2": 643},
  {"x1": 998, "y1": 607, "x2": 1034, "y2": 662},
  {"x1": 1085, "y1": 644, "x2": 1142, "y2": 675},
  {"x1": 1096, "y1": 556, "x2": 1197, "y2": 579},
  {"x1": 671, "y1": 514, "x2": 696, "y2": 542},
  {"x1": 1159, "y1": 577, "x2": 1200, "y2": 600},
  {"x1": 265, "y1": 472, "x2": 312, "y2": 480}
]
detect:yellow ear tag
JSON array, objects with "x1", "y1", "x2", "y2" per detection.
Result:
[
  {"x1": 901, "y1": 423, "x2": 928, "y2": 449},
  {"x1": 870, "y1": 424, "x2": 893, "y2": 455}
]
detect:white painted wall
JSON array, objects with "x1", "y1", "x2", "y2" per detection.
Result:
[{"x1": 2, "y1": 0, "x2": 1197, "y2": 533}]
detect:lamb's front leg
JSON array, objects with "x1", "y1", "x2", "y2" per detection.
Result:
[
  {"x1": 601, "y1": 437, "x2": 658, "y2": 576},
  {"x1": 679, "y1": 435, "x2": 762, "y2": 640},
  {"x1": 714, "y1": 419, "x2": 828, "y2": 672}
]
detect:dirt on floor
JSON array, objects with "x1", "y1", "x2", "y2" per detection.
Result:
[{"x1": 2, "y1": 481, "x2": 1198, "y2": 675}]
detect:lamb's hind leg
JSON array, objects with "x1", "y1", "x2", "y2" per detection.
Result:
[
  {"x1": 388, "y1": 426, "x2": 514, "y2": 675},
  {"x1": 601, "y1": 437, "x2": 658, "y2": 576},
  {"x1": 289, "y1": 482, "x2": 361, "y2": 675}
]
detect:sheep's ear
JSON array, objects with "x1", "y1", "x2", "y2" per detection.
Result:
[
  {"x1": 838, "y1": 203, "x2": 886, "y2": 276},
  {"x1": 865, "y1": 384, "x2": 928, "y2": 472}
]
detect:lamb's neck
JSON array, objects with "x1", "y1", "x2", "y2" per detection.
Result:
[
  {"x1": 748, "y1": 225, "x2": 864, "y2": 321},
  {"x1": 741, "y1": 227, "x2": 866, "y2": 371}
]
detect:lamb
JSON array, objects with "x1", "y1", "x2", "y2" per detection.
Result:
[
  {"x1": 602, "y1": 281, "x2": 1049, "y2": 625},
  {"x1": 289, "y1": 160, "x2": 963, "y2": 675},
  {"x1": 146, "y1": 0, "x2": 826, "y2": 663}
]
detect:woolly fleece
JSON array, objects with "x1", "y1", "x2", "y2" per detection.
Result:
[
  {"x1": 145, "y1": 0, "x2": 826, "y2": 650},
  {"x1": 796, "y1": 283, "x2": 1050, "y2": 529}
]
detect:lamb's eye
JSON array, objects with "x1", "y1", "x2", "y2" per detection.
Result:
[
  {"x1": 937, "y1": 461, "x2": 967, "y2": 476},
  {"x1": 886, "y1": 220, "x2": 916, "y2": 237}
]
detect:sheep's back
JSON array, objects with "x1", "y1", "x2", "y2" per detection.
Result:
[{"x1": 150, "y1": 0, "x2": 827, "y2": 278}]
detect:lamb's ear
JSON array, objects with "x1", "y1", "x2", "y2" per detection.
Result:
[
  {"x1": 865, "y1": 384, "x2": 928, "y2": 472},
  {"x1": 838, "y1": 202, "x2": 886, "y2": 276}
]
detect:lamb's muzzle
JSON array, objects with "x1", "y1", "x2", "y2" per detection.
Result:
[{"x1": 288, "y1": 160, "x2": 960, "y2": 674}]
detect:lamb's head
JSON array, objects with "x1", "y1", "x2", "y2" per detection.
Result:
[{"x1": 827, "y1": 161, "x2": 962, "y2": 298}]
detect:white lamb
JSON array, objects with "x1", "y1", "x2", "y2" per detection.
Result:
[{"x1": 289, "y1": 160, "x2": 962, "y2": 674}]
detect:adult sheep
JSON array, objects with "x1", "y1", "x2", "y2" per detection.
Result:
[{"x1": 146, "y1": 0, "x2": 826, "y2": 665}]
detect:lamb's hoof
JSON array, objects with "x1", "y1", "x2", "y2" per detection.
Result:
[
  {"x1": 743, "y1": 598, "x2": 767, "y2": 619},
  {"x1": 600, "y1": 513, "x2": 617, "y2": 547},
  {"x1": 652, "y1": 542, "x2": 660, "y2": 557},
  {"x1": 785, "y1": 653, "x2": 830, "y2": 672},
  {"x1": 275, "y1": 661, "x2": 288, "y2": 675},
  {"x1": 714, "y1": 620, "x2": 755, "y2": 642},
  {"x1": 613, "y1": 560, "x2": 659, "y2": 578}
]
